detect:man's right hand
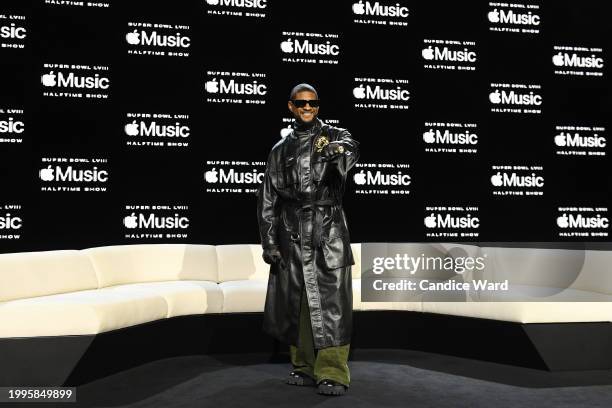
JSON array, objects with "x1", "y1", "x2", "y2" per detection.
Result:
[{"x1": 262, "y1": 247, "x2": 286, "y2": 271}]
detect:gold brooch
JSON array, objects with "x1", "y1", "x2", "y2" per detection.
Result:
[{"x1": 315, "y1": 135, "x2": 329, "y2": 152}]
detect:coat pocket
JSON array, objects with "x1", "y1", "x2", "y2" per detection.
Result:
[
  {"x1": 321, "y1": 236, "x2": 354, "y2": 270},
  {"x1": 277, "y1": 157, "x2": 298, "y2": 189},
  {"x1": 311, "y1": 159, "x2": 328, "y2": 183}
]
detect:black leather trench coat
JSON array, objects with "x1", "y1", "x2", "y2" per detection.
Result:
[{"x1": 257, "y1": 117, "x2": 360, "y2": 349}]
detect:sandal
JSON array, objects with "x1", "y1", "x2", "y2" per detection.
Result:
[
  {"x1": 317, "y1": 378, "x2": 348, "y2": 396},
  {"x1": 286, "y1": 371, "x2": 316, "y2": 386}
]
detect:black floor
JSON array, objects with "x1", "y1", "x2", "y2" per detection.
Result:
[{"x1": 24, "y1": 349, "x2": 612, "y2": 408}]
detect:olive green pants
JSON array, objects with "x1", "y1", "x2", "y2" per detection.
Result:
[{"x1": 289, "y1": 286, "x2": 351, "y2": 387}]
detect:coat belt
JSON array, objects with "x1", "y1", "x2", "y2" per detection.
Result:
[
  {"x1": 284, "y1": 199, "x2": 340, "y2": 212},
  {"x1": 283, "y1": 199, "x2": 339, "y2": 246}
]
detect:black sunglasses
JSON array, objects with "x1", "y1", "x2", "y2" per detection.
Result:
[{"x1": 291, "y1": 99, "x2": 320, "y2": 108}]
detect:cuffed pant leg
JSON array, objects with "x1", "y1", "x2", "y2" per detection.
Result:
[
  {"x1": 289, "y1": 287, "x2": 315, "y2": 379},
  {"x1": 291, "y1": 286, "x2": 351, "y2": 387},
  {"x1": 314, "y1": 343, "x2": 351, "y2": 387}
]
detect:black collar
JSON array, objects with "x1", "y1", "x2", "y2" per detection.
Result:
[{"x1": 290, "y1": 117, "x2": 324, "y2": 138}]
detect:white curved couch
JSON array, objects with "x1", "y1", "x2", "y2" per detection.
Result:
[
  {"x1": 0, "y1": 243, "x2": 351, "y2": 339},
  {"x1": 2, "y1": 242, "x2": 612, "y2": 385},
  {"x1": 1, "y1": 243, "x2": 612, "y2": 339}
]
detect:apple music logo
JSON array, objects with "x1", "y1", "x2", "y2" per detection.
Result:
[
  {"x1": 353, "y1": 77, "x2": 410, "y2": 110},
  {"x1": 41, "y1": 63, "x2": 111, "y2": 100},
  {"x1": 352, "y1": 1, "x2": 409, "y2": 27},
  {"x1": 489, "y1": 83, "x2": 542, "y2": 115},
  {"x1": 353, "y1": 170, "x2": 411, "y2": 186},
  {"x1": 423, "y1": 122, "x2": 478, "y2": 154},
  {"x1": 0, "y1": 107, "x2": 25, "y2": 145},
  {"x1": 126, "y1": 22, "x2": 191, "y2": 58},
  {"x1": 556, "y1": 207, "x2": 609, "y2": 237},
  {"x1": 555, "y1": 132, "x2": 606, "y2": 148},
  {"x1": 422, "y1": 39, "x2": 477, "y2": 71},
  {"x1": 0, "y1": 23, "x2": 26, "y2": 39},
  {"x1": 424, "y1": 206, "x2": 480, "y2": 238},
  {"x1": 204, "y1": 160, "x2": 266, "y2": 194},
  {"x1": 205, "y1": 0, "x2": 268, "y2": 19},
  {"x1": 39, "y1": 157, "x2": 110, "y2": 193},
  {"x1": 352, "y1": 162, "x2": 411, "y2": 195},
  {"x1": 205, "y1": 71, "x2": 268, "y2": 105},
  {"x1": 0, "y1": 14, "x2": 26, "y2": 49},
  {"x1": 554, "y1": 125, "x2": 607, "y2": 158},
  {"x1": 553, "y1": 45, "x2": 604, "y2": 77},
  {"x1": 124, "y1": 121, "x2": 189, "y2": 138},
  {"x1": 41, "y1": 71, "x2": 109, "y2": 89},
  {"x1": 0, "y1": 22, "x2": 26, "y2": 49},
  {"x1": 488, "y1": 2, "x2": 541, "y2": 34},
  {"x1": 281, "y1": 31, "x2": 340, "y2": 65},
  {"x1": 124, "y1": 204, "x2": 190, "y2": 240},
  {"x1": 280, "y1": 117, "x2": 294, "y2": 138},
  {"x1": 0, "y1": 203, "x2": 22, "y2": 240},
  {"x1": 125, "y1": 112, "x2": 190, "y2": 149},
  {"x1": 0, "y1": 117, "x2": 24, "y2": 134},
  {"x1": 490, "y1": 165, "x2": 544, "y2": 197},
  {"x1": 123, "y1": 213, "x2": 189, "y2": 229}
]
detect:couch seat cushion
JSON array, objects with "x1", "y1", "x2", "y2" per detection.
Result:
[
  {"x1": 105, "y1": 280, "x2": 222, "y2": 317},
  {"x1": 219, "y1": 280, "x2": 267, "y2": 313},
  {"x1": 0, "y1": 288, "x2": 167, "y2": 338}
]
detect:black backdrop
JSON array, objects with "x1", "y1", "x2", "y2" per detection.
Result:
[{"x1": 0, "y1": 0, "x2": 610, "y2": 253}]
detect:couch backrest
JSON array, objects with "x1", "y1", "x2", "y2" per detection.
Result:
[
  {"x1": 479, "y1": 246, "x2": 612, "y2": 296},
  {"x1": 0, "y1": 249, "x2": 99, "y2": 302},
  {"x1": 217, "y1": 244, "x2": 269, "y2": 282},
  {"x1": 571, "y1": 249, "x2": 612, "y2": 295},
  {"x1": 351, "y1": 243, "x2": 361, "y2": 279},
  {"x1": 83, "y1": 244, "x2": 218, "y2": 287}
]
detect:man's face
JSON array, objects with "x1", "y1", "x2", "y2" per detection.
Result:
[{"x1": 288, "y1": 90, "x2": 319, "y2": 123}]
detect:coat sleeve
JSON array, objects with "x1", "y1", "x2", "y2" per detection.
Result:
[
  {"x1": 331, "y1": 129, "x2": 360, "y2": 176},
  {"x1": 257, "y1": 151, "x2": 281, "y2": 250}
]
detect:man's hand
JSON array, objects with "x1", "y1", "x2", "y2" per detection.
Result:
[
  {"x1": 262, "y1": 247, "x2": 286, "y2": 272},
  {"x1": 320, "y1": 142, "x2": 345, "y2": 162}
]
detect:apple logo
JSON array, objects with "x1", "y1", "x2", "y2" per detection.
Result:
[
  {"x1": 206, "y1": 0, "x2": 220, "y2": 5},
  {"x1": 423, "y1": 129, "x2": 436, "y2": 143},
  {"x1": 280, "y1": 38, "x2": 293, "y2": 53},
  {"x1": 124, "y1": 120, "x2": 139, "y2": 136},
  {"x1": 353, "y1": 84, "x2": 366, "y2": 99},
  {"x1": 554, "y1": 132, "x2": 567, "y2": 147},
  {"x1": 352, "y1": 0, "x2": 366, "y2": 15},
  {"x1": 353, "y1": 170, "x2": 367, "y2": 185},
  {"x1": 424, "y1": 213, "x2": 437, "y2": 228},
  {"x1": 490, "y1": 172, "x2": 503, "y2": 187},
  {"x1": 552, "y1": 52, "x2": 565, "y2": 67},
  {"x1": 123, "y1": 213, "x2": 138, "y2": 229},
  {"x1": 556, "y1": 213, "x2": 569, "y2": 228},
  {"x1": 489, "y1": 90, "x2": 501, "y2": 104},
  {"x1": 205, "y1": 78, "x2": 219, "y2": 93},
  {"x1": 422, "y1": 46, "x2": 435, "y2": 60},
  {"x1": 41, "y1": 71, "x2": 56, "y2": 87},
  {"x1": 126, "y1": 29, "x2": 140, "y2": 45},
  {"x1": 205, "y1": 168, "x2": 219, "y2": 183},
  {"x1": 280, "y1": 126, "x2": 292, "y2": 138},
  {"x1": 39, "y1": 165, "x2": 54, "y2": 181},
  {"x1": 488, "y1": 9, "x2": 500, "y2": 23}
]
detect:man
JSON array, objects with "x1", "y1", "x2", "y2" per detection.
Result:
[{"x1": 257, "y1": 83, "x2": 359, "y2": 396}]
